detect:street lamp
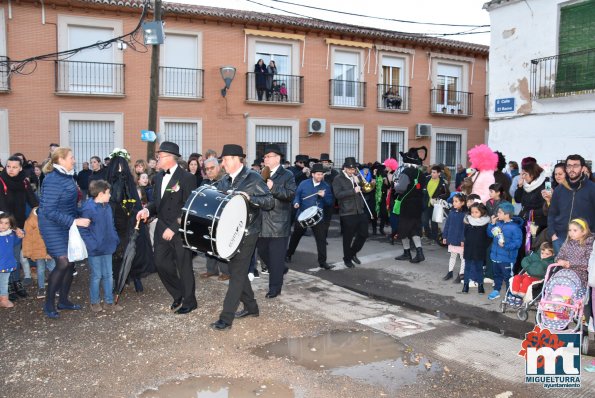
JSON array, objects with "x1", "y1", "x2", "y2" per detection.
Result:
[{"x1": 220, "y1": 66, "x2": 236, "y2": 97}]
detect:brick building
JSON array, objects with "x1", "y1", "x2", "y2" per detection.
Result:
[{"x1": 0, "y1": 0, "x2": 488, "y2": 170}]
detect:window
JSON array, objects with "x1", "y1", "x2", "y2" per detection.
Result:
[
  {"x1": 0, "y1": 109, "x2": 9, "y2": 162},
  {"x1": 255, "y1": 125, "x2": 292, "y2": 162},
  {"x1": 332, "y1": 51, "x2": 361, "y2": 107},
  {"x1": 246, "y1": 118, "x2": 299, "y2": 165},
  {"x1": 436, "y1": 64, "x2": 462, "y2": 113},
  {"x1": 379, "y1": 129, "x2": 405, "y2": 161},
  {"x1": 256, "y1": 42, "x2": 292, "y2": 75},
  {"x1": 160, "y1": 119, "x2": 202, "y2": 160},
  {"x1": 160, "y1": 32, "x2": 203, "y2": 98},
  {"x1": 435, "y1": 134, "x2": 462, "y2": 169},
  {"x1": 59, "y1": 112, "x2": 124, "y2": 172},
  {"x1": 0, "y1": 9, "x2": 7, "y2": 92},
  {"x1": 332, "y1": 126, "x2": 362, "y2": 166}
]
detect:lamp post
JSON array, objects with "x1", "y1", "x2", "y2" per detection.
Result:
[
  {"x1": 146, "y1": 0, "x2": 163, "y2": 161},
  {"x1": 220, "y1": 66, "x2": 236, "y2": 97}
]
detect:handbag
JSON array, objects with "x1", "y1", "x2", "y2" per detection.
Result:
[
  {"x1": 432, "y1": 203, "x2": 444, "y2": 223},
  {"x1": 68, "y1": 222, "x2": 88, "y2": 262}
]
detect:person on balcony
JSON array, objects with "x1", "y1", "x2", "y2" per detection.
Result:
[
  {"x1": 383, "y1": 87, "x2": 402, "y2": 109},
  {"x1": 265, "y1": 60, "x2": 277, "y2": 101},
  {"x1": 270, "y1": 80, "x2": 281, "y2": 101},
  {"x1": 254, "y1": 59, "x2": 267, "y2": 101},
  {"x1": 279, "y1": 82, "x2": 288, "y2": 101}
]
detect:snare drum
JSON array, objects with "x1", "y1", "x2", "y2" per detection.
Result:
[
  {"x1": 297, "y1": 206, "x2": 323, "y2": 228},
  {"x1": 180, "y1": 186, "x2": 249, "y2": 260}
]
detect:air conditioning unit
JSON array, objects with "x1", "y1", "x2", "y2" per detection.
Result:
[
  {"x1": 307, "y1": 118, "x2": 326, "y2": 134},
  {"x1": 416, "y1": 123, "x2": 432, "y2": 138}
]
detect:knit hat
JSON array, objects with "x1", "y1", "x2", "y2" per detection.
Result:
[{"x1": 498, "y1": 202, "x2": 515, "y2": 216}]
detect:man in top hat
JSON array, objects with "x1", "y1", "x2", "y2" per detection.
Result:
[
  {"x1": 286, "y1": 163, "x2": 334, "y2": 269},
  {"x1": 332, "y1": 157, "x2": 369, "y2": 268},
  {"x1": 394, "y1": 147, "x2": 427, "y2": 264},
  {"x1": 137, "y1": 141, "x2": 198, "y2": 314},
  {"x1": 256, "y1": 144, "x2": 296, "y2": 298},
  {"x1": 210, "y1": 144, "x2": 274, "y2": 330},
  {"x1": 288, "y1": 154, "x2": 311, "y2": 187}
]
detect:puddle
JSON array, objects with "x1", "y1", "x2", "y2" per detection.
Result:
[
  {"x1": 138, "y1": 376, "x2": 294, "y2": 398},
  {"x1": 253, "y1": 330, "x2": 441, "y2": 392}
]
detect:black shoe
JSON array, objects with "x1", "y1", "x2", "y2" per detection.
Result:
[
  {"x1": 395, "y1": 249, "x2": 411, "y2": 261},
  {"x1": 170, "y1": 298, "x2": 183, "y2": 311},
  {"x1": 235, "y1": 309, "x2": 260, "y2": 318},
  {"x1": 454, "y1": 273, "x2": 463, "y2": 284},
  {"x1": 265, "y1": 291, "x2": 280, "y2": 299},
  {"x1": 352, "y1": 255, "x2": 361, "y2": 265},
  {"x1": 14, "y1": 281, "x2": 28, "y2": 298},
  {"x1": 319, "y1": 262, "x2": 335, "y2": 270},
  {"x1": 175, "y1": 304, "x2": 197, "y2": 314},
  {"x1": 285, "y1": 255, "x2": 292, "y2": 263},
  {"x1": 478, "y1": 284, "x2": 485, "y2": 294},
  {"x1": 443, "y1": 271, "x2": 453, "y2": 281},
  {"x1": 283, "y1": 267, "x2": 289, "y2": 275},
  {"x1": 410, "y1": 248, "x2": 425, "y2": 263},
  {"x1": 344, "y1": 258, "x2": 355, "y2": 268},
  {"x1": 210, "y1": 319, "x2": 232, "y2": 331},
  {"x1": 8, "y1": 282, "x2": 18, "y2": 301},
  {"x1": 462, "y1": 283, "x2": 469, "y2": 294}
]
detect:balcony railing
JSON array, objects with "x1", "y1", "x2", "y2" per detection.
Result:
[
  {"x1": 531, "y1": 48, "x2": 595, "y2": 99},
  {"x1": 0, "y1": 56, "x2": 9, "y2": 92},
  {"x1": 430, "y1": 89, "x2": 473, "y2": 116},
  {"x1": 55, "y1": 60, "x2": 125, "y2": 95},
  {"x1": 377, "y1": 84, "x2": 411, "y2": 111},
  {"x1": 246, "y1": 72, "x2": 303, "y2": 103},
  {"x1": 329, "y1": 79, "x2": 366, "y2": 108},
  {"x1": 159, "y1": 67, "x2": 204, "y2": 99}
]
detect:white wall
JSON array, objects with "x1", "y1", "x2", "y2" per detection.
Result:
[{"x1": 486, "y1": 0, "x2": 595, "y2": 164}]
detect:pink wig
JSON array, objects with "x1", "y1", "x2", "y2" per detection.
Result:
[
  {"x1": 383, "y1": 158, "x2": 399, "y2": 172},
  {"x1": 468, "y1": 144, "x2": 498, "y2": 171}
]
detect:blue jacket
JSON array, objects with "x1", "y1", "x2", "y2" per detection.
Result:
[
  {"x1": 487, "y1": 217, "x2": 524, "y2": 263},
  {"x1": 442, "y1": 209, "x2": 466, "y2": 246},
  {"x1": 547, "y1": 175, "x2": 595, "y2": 240},
  {"x1": 0, "y1": 231, "x2": 22, "y2": 273},
  {"x1": 38, "y1": 169, "x2": 79, "y2": 258},
  {"x1": 78, "y1": 199, "x2": 119, "y2": 257},
  {"x1": 294, "y1": 178, "x2": 334, "y2": 220}
]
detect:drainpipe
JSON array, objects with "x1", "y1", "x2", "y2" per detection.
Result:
[
  {"x1": 8, "y1": 0, "x2": 12, "y2": 19},
  {"x1": 40, "y1": 0, "x2": 46, "y2": 25}
]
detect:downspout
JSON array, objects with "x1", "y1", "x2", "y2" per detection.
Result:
[{"x1": 40, "y1": 0, "x2": 46, "y2": 24}]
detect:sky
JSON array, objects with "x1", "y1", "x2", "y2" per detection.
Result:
[{"x1": 167, "y1": 0, "x2": 491, "y2": 46}]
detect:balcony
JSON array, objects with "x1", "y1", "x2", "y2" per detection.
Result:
[
  {"x1": 245, "y1": 72, "x2": 303, "y2": 104},
  {"x1": 159, "y1": 67, "x2": 204, "y2": 99},
  {"x1": 531, "y1": 48, "x2": 595, "y2": 99},
  {"x1": 430, "y1": 89, "x2": 473, "y2": 116},
  {"x1": 0, "y1": 56, "x2": 9, "y2": 92},
  {"x1": 377, "y1": 84, "x2": 411, "y2": 111},
  {"x1": 55, "y1": 60, "x2": 125, "y2": 96},
  {"x1": 329, "y1": 79, "x2": 366, "y2": 108}
]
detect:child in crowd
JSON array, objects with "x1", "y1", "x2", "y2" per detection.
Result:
[
  {"x1": 442, "y1": 193, "x2": 467, "y2": 283},
  {"x1": 486, "y1": 183, "x2": 509, "y2": 217},
  {"x1": 509, "y1": 242, "x2": 555, "y2": 306},
  {"x1": 137, "y1": 173, "x2": 153, "y2": 207},
  {"x1": 463, "y1": 203, "x2": 490, "y2": 294},
  {"x1": 466, "y1": 193, "x2": 481, "y2": 209},
  {"x1": 22, "y1": 207, "x2": 55, "y2": 299},
  {"x1": 279, "y1": 83, "x2": 288, "y2": 101},
  {"x1": 78, "y1": 180, "x2": 121, "y2": 313},
  {"x1": 486, "y1": 202, "x2": 523, "y2": 300},
  {"x1": 556, "y1": 218, "x2": 594, "y2": 288},
  {"x1": 0, "y1": 212, "x2": 24, "y2": 308}
]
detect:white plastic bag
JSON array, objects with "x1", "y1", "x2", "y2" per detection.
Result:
[
  {"x1": 588, "y1": 241, "x2": 595, "y2": 288},
  {"x1": 432, "y1": 204, "x2": 444, "y2": 223},
  {"x1": 68, "y1": 223, "x2": 88, "y2": 262}
]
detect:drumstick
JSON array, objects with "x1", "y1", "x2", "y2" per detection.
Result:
[{"x1": 303, "y1": 191, "x2": 323, "y2": 200}]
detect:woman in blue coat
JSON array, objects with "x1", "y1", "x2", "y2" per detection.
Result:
[{"x1": 38, "y1": 148, "x2": 90, "y2": 318}]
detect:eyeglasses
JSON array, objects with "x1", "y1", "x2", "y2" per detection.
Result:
[
  {"x1": 155, "y1": 153, "x2": 173, "y2": 160},
  {"x1": 566, "y1": 164, "x2": 582, "y2": 170},
  {"x1": 205, "y1": 166, "x2": 216, "y2": 171}
]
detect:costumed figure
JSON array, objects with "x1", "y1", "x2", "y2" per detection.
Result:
[
  {"x1": 464, "y1": 144, "x2": 498, "y2": 204},
  {"x1": 373, "y1": 162, "x2": 389, "y2": 235},
  {"x1": 359, "y1": 163, "x2": 378, "y2": 234},
  {"x1": 394, "y1": 147, "x2": 427, "y2": 263},
  {"x1": 383, "y1": 158, "x2": 400, "y2": 243}
]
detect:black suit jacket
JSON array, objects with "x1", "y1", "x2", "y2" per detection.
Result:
[{"x1": 147, "y1": 167, "x2": 197, "y2": 234}]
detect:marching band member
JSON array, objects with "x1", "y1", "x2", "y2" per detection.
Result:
[
  {"x1": 285, "y1": 163, "x2": 335, "y2": 270},
  {"x1": 256, "y1": 144, "x2": 296, "y2": 299},
  {"x1": 210, "y1": 144, "x2": 274, "y2": 330},
  {"x1": 332, "y1": 157, "x2": 369, "y2": 268}
]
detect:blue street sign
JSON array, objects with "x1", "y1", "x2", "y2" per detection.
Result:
[
  {"x1": 495, "y1": 98, "x2": 515, "y2": 113},
  {"x1": 141, "y1": 130, "x2": 157, "y2": 142}
]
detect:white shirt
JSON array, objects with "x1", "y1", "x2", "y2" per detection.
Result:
[
  {"x1": 269, "y1": 164, "x2": 281, "y2": 177},
  {"x1": 161, "y1": 163, "x2": 178, "y2": 198},
  {"x1": 229, "y1": 166, "x2": 243, "y2": 184}
]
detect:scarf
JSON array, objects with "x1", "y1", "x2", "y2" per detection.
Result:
[
  {"x1": 0, "y1": 170, "x2": 27, "y2": 193},
  {"x1": 0, "y1": 229, "x2": 13, "y2": 237},
  {"x1": 522, "y1": 171, "x2": 546, "y2": 193},
  {"x1": 53, "y1": 164, "x2": 75, "y2": 176},
  {"x1": 465, "y1": 214, "x2": 490, "y2": 226},
  {"x1": 375, "y1": 175, "x2": 383, "y2": 213}
]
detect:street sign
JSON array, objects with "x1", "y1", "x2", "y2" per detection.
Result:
[
  {"x1": 495, "y1": 98, "x2": 515, "y2": 113},
  {"x1": 141, "y1": 130, "x2": 157, "y2": 142}
]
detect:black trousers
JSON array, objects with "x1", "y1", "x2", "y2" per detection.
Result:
[
  {"x1": 286, "y1": 220, "x2": 327, "y2": 265},
  {"x1": 153, "y1": 234, "x2": 196, "y2": 307},
  {"x1": 341, "y1": 213, "x2": 369, "y2": 261},
  {"x1": 220, "y1": 233, "x2": 259, "y2": 324},
  {"x1": 257, "y1": 236, "x2": 289, "y2": 295}
]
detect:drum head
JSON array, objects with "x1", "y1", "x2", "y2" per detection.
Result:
[
  {"x1": 215, "y1": 194, "x2": 248, "y2": 259},
  {"x1": 298, "y1": 206, "x2": 319, "y2": 221}
]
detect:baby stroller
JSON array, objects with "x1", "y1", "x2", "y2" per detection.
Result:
[
  {"x1": 499, "y1": 269, "x2": 544, "y2": 322},
  {"x1": 535, "y1": 263, "x2": 591, "y2": 354}
]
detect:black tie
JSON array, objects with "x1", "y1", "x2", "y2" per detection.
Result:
[
  {"x1": 227, "y1": 175, "x2": 233, "y2": 185},
  {"x1": 164, "y1": 169, "x2": 171, "y2": 175}
]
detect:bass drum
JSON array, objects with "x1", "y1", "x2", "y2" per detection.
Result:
[{"x1": 181, "y1": 185, "x2": 249, "y2": 260}]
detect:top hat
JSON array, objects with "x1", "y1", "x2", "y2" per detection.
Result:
[
  {"x1": 311, "y1": 163, "x2": 325, "y2": 173},
  {"x1": 399, "y1": 146, "x2": 427, "y2": 166},
  {"x1": 264, "y1": 144, "x2": 283, "y2": 157},
  {"x1": 342, "y1": 157, "x2": 357, "y2": 169},
  {"x1": 219, "y1": 144, "x2": 246, "y2": 158},
  {"x1": 319, "y1": 153, "x2": 332, "y2": 163},
  {"x1": 295, "y1": 154, "x2": 309, "y2": 163},
  {"x1": 157, "y1": 141, "x2": 181, "y2": 157}
]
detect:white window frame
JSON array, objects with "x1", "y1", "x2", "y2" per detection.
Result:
[
  {"x1": 59, "y1": 111, "x2": 124, "y2": 150},
  {"x1": 246, "y1": 36, "x2": 301, "y2": 75},
  {"x1": 159, "y1": 117, "x2": 203, "y2": 158},
  {"x1": 377, "y1": 126, "x2": 408, "y2": 161},
  {"x1": 246, "y1": 118, "x2": 299, "y2": 166},
  {"x1": 330, "y1": 124, "x2": 364, "y2": 164},
  {"x1": 377, "y1": 51, "x2": 411, "y2": 87},
  {"x1": 430, "y1": 127, "x2": 468, "y2": 168},
  {"x1": 57, "y1": 15, "x2": 123, "y2": 63},
  {"x1": 330, "y1": 47, "x2": 365, "y2": 107},
  {"x1": 0, "y1": 109, "x2": 9, "y2": 162},
  {"x1": 0, "y1": 9, "x2": 6, "y2": 56},
  {"x1": 159, "y1": 30, "x2": 203, "y2": 99}
]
